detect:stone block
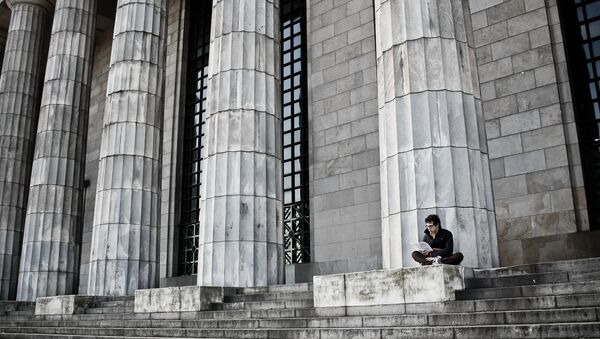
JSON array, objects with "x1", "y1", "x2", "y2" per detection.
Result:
[
  {"x1": 488, "y1": 134, "x2": 522, "y2": 159},
  {"x1": 534, "y1": 64, "x2": 558, "y2": 88},
  {"x1": 522, "y1": 125, "x2": 565, "y2": 152},
  {"x1": 486, "y1": 0, "x2": 526, "y2": 25},
  {"x1": 529, "y1": 26, "x2": 551, "y2": 49},
  {"x1": 494, "y1": 70, "x2": 535, "y2": 97},
  {"x1": 504, "y1": 150, "x2": 546, "y2": 176},
  {"x1": 476, "y1": 45, "x2": 492, "y2": 64},
  {"x1": 512, "y1": 45, "x2": 553, "y2": 73},
  {"x1": 492, "y1": 175, "x2": 527, "y2": 199},
  {"x1": 482, "y1": 95, "x2": 517, "y2": 120},
  {"x1": 499, "y1": 109, "x2": 540, "y2": 136},
  {"x1": 497, "y1": 216, "x2": 532, "y2": 241},
  {"x1": 478, "y1": 57, "x2": 512, "y2": 83},
  {"x1": 35, "y1": 295, "x2": 94, "y2": 315},
  {"x1": 526, "y1": 167, "x2": 571, "y2": 194},
  {"x1": 313, "y1": 274, "x2": 346, "y2": 308},
  {"x1": 516, "y1": 84, "x2": 559, "y2": 111},
  {"x1": 474, "y1": 22, "x2": 508, "y2": 47},
  {"x1": 345, "y1": 269, "x2": 404, "y2": 306},
  {"x1": 490, "y1": 32, "x2": 530, "y2": 60},
  {"x1": 403, "y1": 266, "x2": 465, "y2": 303},
  {"x1": 468, "y1": 0, "x2": 503, "y2": 14},
  {"x1": 471, "y1": 11, "x2": 487, "y2": 30},
  {"x1": 506, "y1": 8, "x2": 548, "y2": 36},
  {"x1": 134, "y1": 286, "x2": 224, "y2": 313},
  {"x1": 544, "y1": 145, "x2": 569, "y2": 168},
  {"x1": 313, "y1": 266, "x2": 467, "y2": 308}
]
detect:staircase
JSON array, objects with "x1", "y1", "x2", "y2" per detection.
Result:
[{"x1": 1, "y1": 258, "x2": 599, "y2": 338}]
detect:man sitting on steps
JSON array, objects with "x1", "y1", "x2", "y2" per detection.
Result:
[{"x1": 412, "y1": 214, "x2": 464, "y2": 266}]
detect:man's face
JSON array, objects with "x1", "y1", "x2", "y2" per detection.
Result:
[{"x1": 426, "y1": 222, "x2": 439, "y2": 234}]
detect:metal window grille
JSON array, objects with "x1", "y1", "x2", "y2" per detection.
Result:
[
  {"x1": 558, "y1": 0, "x2": 600, "y2": 228},
  {"x1": 178, "y1": 1, "x2": 212, "y2": 275},
  {"x1": 281, "y1": 0, "x2": 310, "y2": 264}
]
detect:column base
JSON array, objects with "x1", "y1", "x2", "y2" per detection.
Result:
[
  {"x1": 35, "y1": 295, "x2": 95, "y2": 315},
  {"x1": 134, "y1": 286, "x2": 225, "y2": 313},
  {"x1": 313, "y1": 265, "x2": 471, "y2": 307}
]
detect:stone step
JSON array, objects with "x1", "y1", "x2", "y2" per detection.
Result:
[
  {"x1": 465, "y1": 271, "x2": 570, "y2": 288},
  {"x1": 2, "y1": 305, "x2": 598, "y2": 330},
  {"x1": 223, "y1": 290, "x2": 313, "y2": 302},
  {"x1": 0, "y1": 336, "x2": 182, "y2": 339},
  {"x1": 85, "y1": 306, "x2": 134, "y2": 314},
  {"x1": 5, "y1": 311, "x2": 34, "y2": 317},
  {"x1": 235, "y1": 282, "x2": 312, "y2": 295},
  {"x1": 472, "y1": 257, "x2": 600, "y2": 278},
  {"x1": 214, "y1": 298, "x2": 314, "y2": 311},
  {"x1": 24, "y1": 292, "x2": 600, "y2": 324},
  {"x1": 94, "y1": 300, "x2": 133, "y2": 308},
  {"x1": 456, "y1": 280, "x2": 600, "y2": 300},
  {"x1": 568, "y1": 269, "x2": 600, "y2": 282},
  {"x1": 466, "y1": 268, "x2": 600, "y2": 289},
  {"x1": 1, "y1": 322, "x2": 599, "y2": 339}
]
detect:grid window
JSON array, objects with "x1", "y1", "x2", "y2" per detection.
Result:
[
  {"x1": 281, "y1": 0, "x2": 310, "y2": 264},
  {"x1": 559, "y1": 0, "x2": 600, "y2": 228},
  {"x1": 178, "y1": 1, "x2": 212, "y2": 275}
]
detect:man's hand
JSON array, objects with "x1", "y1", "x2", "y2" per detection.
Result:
[{"x1": 425, "y1": 257, "x2": 435, "y2": 262}]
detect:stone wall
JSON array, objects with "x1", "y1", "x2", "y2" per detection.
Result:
[
  {"x1": 469, "y1": 0, "x2": 586, "y2": 265},
  {"x1": 79, "y1": 30, "x2": 113, "y2": 294},
  {"x1": 160, "y1": 0, "x2": 186, "y2": 284},
  {"x1": 307, "y1": 0, "x2": 381, "y2": 272}
]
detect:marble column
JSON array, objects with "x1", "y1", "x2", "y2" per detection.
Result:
[
  {"x1": 0, "y1": 0, "x2": 53, "y2": 300},
  {"x1": 198, "y1": 0, "x2": 283, "y2": 287},
  {"x1": 375, "y1": 0, "x2": 499, "y2": 268},
  {"x1": 16, "y1": 0, "x2": 96, "y2": 302},
  {"x1": 87, "y1": 0, "x2": 166, "y2": 296}
]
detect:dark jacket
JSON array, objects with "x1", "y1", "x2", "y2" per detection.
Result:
[{"x1": 422, "y1": 227, "x2": 454, "y2": 258}]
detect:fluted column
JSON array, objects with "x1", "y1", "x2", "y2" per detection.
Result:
[
  {"x1": 87, "y1": 0, "x2": 166, "y2": 296},
  {"x1": 16, "y1": 0, "x2": 96, "y2": 301},
  {"x1": 198, "y1": 0, "x2": 283, "y2": 287},
  {"x1": 0, "y1": 0, "x2": 53, "y2": 300},
  {"x1": 375, "y1": 0, "x2": 499, "y2": 268}
]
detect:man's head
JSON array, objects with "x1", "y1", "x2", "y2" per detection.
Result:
[{"x1": 425, "y1": 214, "x2": 441, "y2": 235}]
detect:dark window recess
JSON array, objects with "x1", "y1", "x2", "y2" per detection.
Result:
[
  {"x1": 178, "y1": 1, "x2": 212, "y2": 276},
  {"x1": 558, "y1": 0, "x2": 600, "y2": 228},
  {"x1": 281, "y1": 0, "x2": 310, "y2": 264}
]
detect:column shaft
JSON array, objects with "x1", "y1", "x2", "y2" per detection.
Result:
[
  {"x1": 87, "y1": 0, "x2": 166, "y2": 296},
  {"x1": 0, "y1": 1, "x2": 51, "y2": 300},
  {"x1": 16, "y1": 0, "x2": 96, "y2": 301},
  {"x1": 375, "y1": 0, "x2": 498, "y2": 268},
  {"x1": 198, "y1": 0, "x2": 283, "y2": 287}
]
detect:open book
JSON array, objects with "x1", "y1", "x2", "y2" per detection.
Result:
[{"x1": 415, "y1": 242, "x2": 433, "y2": 252}]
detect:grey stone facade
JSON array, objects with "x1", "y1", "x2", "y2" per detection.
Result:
[
  {"x1": 470, "y1": 0, "x2": 590, "y2": 265},
  {"x1": 0, "y1": 0, "x2": 598, "y2": 300}
]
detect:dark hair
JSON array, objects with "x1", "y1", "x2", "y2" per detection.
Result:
[{"x1": 425, "y1": 214, "x2": 441, "y2": 227}]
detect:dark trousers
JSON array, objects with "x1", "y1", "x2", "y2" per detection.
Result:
[{"x1": 411, "y1": 251, "x2": 464, "y2": 265}]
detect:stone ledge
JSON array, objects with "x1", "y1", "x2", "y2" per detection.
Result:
[
  {"x1": 313, "y1": 265, "x2": 470, "y2": 307},
  {"x1": 35, "y1": 295, "x2": 94, "y2": 315},
  {"x1": 134, "y1": 286, "x2": 224, "y2": 313}
]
